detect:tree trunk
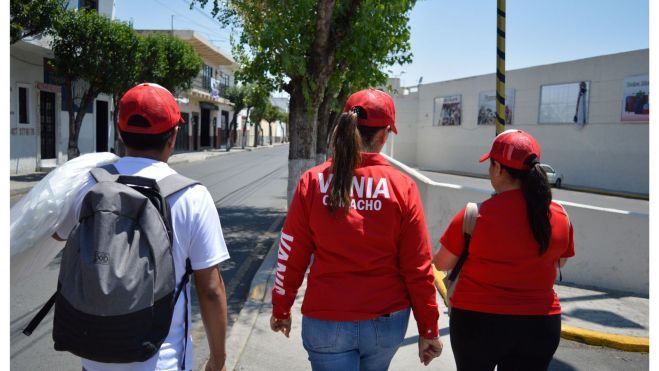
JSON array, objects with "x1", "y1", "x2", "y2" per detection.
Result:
[
  {"x1": 287, "y1": 78, "x2": 318, "y2": 203},
  {"x1": 253, "y1": 120, "x2": 259, "y2": 147},
  {"x1": 112, "y1": 95, "x2": 125, "y2": 156},
  {"x1": 269, "y1": 121, "x2": 273, "y2": 145},
  {"x1": 67, "y1": 83, "x2": 97, "y2": 160},
  {"x1": 241, "y1": 107, "x2": 251, "y2": 149},
  {"x1": 315, "y1": 87, "x2": 334, "y2": 164}
]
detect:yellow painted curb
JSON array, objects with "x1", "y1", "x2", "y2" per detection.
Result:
[
  {"x1": 561, "y1": 325, "x2": 649, "y2": 353},
  {"x1": 431, "y1": 265, "x2": 649, "y2": 353}
]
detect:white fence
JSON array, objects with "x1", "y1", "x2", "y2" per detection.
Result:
[{"x1": 383, "y1": 154, "x2": 649, "y2": 296}]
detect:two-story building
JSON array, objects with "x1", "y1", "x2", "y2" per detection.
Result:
[
  {"x1": 10, "y1": 0, "x2": 116, "y2": 174},
  {"x1": 137, "y1": 30, "x2": 239, "y2": 152}
]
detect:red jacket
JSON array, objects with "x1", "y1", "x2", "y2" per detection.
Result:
[{"x1": 271, "y1": 153, "x2": 439, "y2": 339}]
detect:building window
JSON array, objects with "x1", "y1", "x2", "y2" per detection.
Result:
[
  {"x1": 18, "y1": 87, "x2": 29, "y2": 124},
  {"x1": 202, "y1": 64, "x2": 213, "y2": 91},
  {"x1": 79, "y1": 0, "x2": 98, "y2": 11}
]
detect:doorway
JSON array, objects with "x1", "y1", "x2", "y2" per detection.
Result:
[
  {"x1": 96, "y1": 100, "x2": 108, "y2": 152},
  {"x1": 175, "y1": 112, "x2": 189, "y2": 151},
  {"x1": 200, "y1": 108, "x2": 210, "y2": 147},
  {"x1": 40, "y1": 91, "x2": 56, "y2": 159}
]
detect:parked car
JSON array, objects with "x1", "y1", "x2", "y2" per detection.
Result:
[{"x1": 540, "y1": 164, "x2": 563, "y2": 188}]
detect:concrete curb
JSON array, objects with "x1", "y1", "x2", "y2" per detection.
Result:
[
  {"x1": 431, "y1": 266, "x2": 649, "y2": 353},
  {"x1": 223, "y1": 228, "x2": 282, "y2": 371}
]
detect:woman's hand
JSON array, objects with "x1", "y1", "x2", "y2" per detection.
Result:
[
  {"x1": 418, "y1": 336, "x2": 443, "y2": 366},
  {"x1": 270, "y1": 315, "x2": 292, "y2": 338}
]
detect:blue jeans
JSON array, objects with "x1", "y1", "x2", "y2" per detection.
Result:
[{"x1": 301, "y1": 308, "x2": 411, "y2": 371}]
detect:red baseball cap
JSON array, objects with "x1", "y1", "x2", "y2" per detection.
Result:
[
  {"x1": 343, "y1": 88, "x2": 397, "y2": 134},
  {"x1": 118, "y1": 83, "x2": 184, "y2": 135},
  {"x1": 479, "y1": 129, "x2": 542, "y2": 170}
]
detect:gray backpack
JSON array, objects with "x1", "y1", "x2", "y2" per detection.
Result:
[{"x1": 24, "y1": 165, "x2": 199, "y2": 366}]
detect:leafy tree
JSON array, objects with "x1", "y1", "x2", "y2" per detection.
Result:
[
  {"x1": 223, "y1": 84, "x2": 249, "y2": 151},
  {"x1": 192, "y1": 0, "x2": 416, "y2": 201},
  {"x1": 246, "y1": 85, "x2": 270, "y2": 147},
  {"x1": 263, "y1": 102, "x2": 283, "y2": 145},
  {"x1": 111, "y1": 32, "x2": 203, "y2": 154},
  {"x1": 10, "y1": 0, "x2": 66, "y2": 44},
  {"x1": 51, "y1": 9, "x2": 140, "y2": 159},
  {"x1": 136, "y1": 33, "x2": 203, "y2": 94}
]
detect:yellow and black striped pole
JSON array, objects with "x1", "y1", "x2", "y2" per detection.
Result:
[{"x1": 496, "y1": 0, "x2": 506, "y2": 135}]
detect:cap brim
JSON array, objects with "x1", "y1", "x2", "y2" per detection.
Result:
[{"x1": 479, "y1": 153, "x2": 491, "y2": 163}]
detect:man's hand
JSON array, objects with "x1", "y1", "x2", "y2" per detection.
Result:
[
  {"x1": 204, "y1": 357, "x2": 226, "y2": 371},
  {"x1": 270, "y1": 315, "x2": 291, "y2": 338},
  {"x1": 418, "y1": 336, "x2": 443, "y2": 366}
]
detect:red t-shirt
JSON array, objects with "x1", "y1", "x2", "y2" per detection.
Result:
[
  {"x1": 271, "y1": 153, "x2": 439, "y2": 339},
  {"x1": 439, "y1": 190, "x2": 574, "y2": 315}
]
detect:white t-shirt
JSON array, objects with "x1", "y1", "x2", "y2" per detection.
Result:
[{"x1": 56, "y1": 157, "x2": 230, "y2": 371}]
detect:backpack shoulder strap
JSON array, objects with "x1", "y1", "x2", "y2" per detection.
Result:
[
  {"x1": 89, "y1": 165, "x2": 119, "y2": 183},
  {"x1": 462, "y1": 202, "x2": 480, "y2": 235},
  {"x1": 157, "y1": 173, "x2": 200, "y2": 199}
]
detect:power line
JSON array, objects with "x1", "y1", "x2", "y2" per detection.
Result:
[{"x1": 152, "y1": 0, "x2": 224, "y2": 36}]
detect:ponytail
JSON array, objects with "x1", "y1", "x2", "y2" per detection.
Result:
[
  {"x1": 503, "y1": 156, "x2": 553, "y2": 255},
  {"x1": 328, "y1": 111, "x2": 362, "y2": 215}
]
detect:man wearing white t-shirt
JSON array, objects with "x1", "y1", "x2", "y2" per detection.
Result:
[{"x1": 54, "y1": 83, "x2": 230, "y2": 371}]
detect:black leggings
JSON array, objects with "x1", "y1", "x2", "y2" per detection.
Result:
[{"x1": 450, "y1": 308, "x2": 561, "y2": 371}]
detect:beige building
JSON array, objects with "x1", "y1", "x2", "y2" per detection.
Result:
[
  {"x1": 138, "y1": 30, "x2": 239, "y2": 152},
  {"x1": 384, "y1": 49, "x2": 649, "y2": 195}
]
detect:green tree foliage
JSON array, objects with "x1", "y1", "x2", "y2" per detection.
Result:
[
  {"x1": 246, "y1": 84, "x2": 270, "y2": 147},
  {"x1": 10, "y1": 0, "x2": 66, "y2": 44},
  {"x1": 111, "y1": 32, "x2": 203, "y2": 154},
  {"x1": 192, "y1": 0, "x2": 416, "y2": 200},
  {"x1": 50, "y1": 10, "x2": 204, "y2": 159},
  {"x1": 51, "y1": 9, "x2": 140, "y2": 159},
  {"x1": 222, "y1": 84, "x2": 249, "y2": 150},
  {"x1": 136, "y1": 33, "x2": 203, "y2": 94}
]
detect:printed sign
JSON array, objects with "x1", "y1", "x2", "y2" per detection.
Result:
[
  {"x1": 433, "y1": 95, "x2": 462, "y2": 126},
  {"x1": 539, "y1": 81, "x2": 590, "y2": 126},
  {"x1": 478, "y1": 89, "x2": 515, "y2": 125},
  {"x1": 621, "y1": 74, "x2": 649, "y2": 122}
]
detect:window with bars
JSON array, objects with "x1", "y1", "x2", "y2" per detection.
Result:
[{"x1": 202, "y1": 64, "x2": 213, "y2": 91}]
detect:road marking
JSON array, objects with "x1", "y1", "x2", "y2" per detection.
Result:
[{"x1": 554, "y1": 200, "x2": 633, "y2": 215}]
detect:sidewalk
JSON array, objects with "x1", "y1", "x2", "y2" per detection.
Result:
[{"x1": 224, "y1": 240, "x2": 649, "y2": 371}]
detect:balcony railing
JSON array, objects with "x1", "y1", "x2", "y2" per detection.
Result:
[{"x1": 191, "y1": 76, "x2": 230, "y2": 99}]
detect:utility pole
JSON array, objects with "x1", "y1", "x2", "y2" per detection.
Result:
[
  {"x1": 171, "y1": 15, "x2": 174, "y2": 34},
  {"x1": 496, "y1": 0, "x2": 506, "y2": 135}
]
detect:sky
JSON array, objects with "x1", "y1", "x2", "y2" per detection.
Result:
[{"x1": 114, "y1": 0, "x2": 650, "y2": 88}]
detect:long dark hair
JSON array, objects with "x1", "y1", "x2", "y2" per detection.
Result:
[
  {"x1": 502, "y1": 155, "x2": 553, "y2": 255},
  {"x1": 327, "y1": 111, "x2": 384, "y2": 215}
]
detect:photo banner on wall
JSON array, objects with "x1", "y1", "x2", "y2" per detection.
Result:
[
  {"x1": 433, "y1": 95, "x2": 462, "y2": 126},
  {"x1": 478, "y1": 89, "x2": 515, "y2": 125},
  {"x1": 621, "y1": 74, "x2": 649, "y2": 122},
  {"x1": 539, "y1": 81, "x2": 590, "y2": 127}
]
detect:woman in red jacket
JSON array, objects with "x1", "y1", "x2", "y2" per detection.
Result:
[
  {"x1": 269, "y1": 88, "x2": 442, "y2": 370},
  {"x1": 434, "y1": 130, "x2": 574, "y2": 371}
]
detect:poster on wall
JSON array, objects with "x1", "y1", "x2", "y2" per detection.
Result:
[
  {"x1": 433, "y1": 95, "x2": 462, "y2": 126},
  {"x1": 621, "y1": 74, "x2": 649, "y2": 122},
  {"x1": 539, "y1": 81, "x2": 590, "y2": 127},
  {"x1": 477, "y1": 89, "x2": 515, "y2": 125}
]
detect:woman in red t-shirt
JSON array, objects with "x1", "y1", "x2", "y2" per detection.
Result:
[
  {"x1": 434, "y1": 130, "x2": 574, "y2": 371},
  {"x1": 269, "y1": 89, "x2": 443, "y2": 370}
]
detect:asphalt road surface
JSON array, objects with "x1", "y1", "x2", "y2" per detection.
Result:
[{"x1": 9, "y1": 146, "x2": 648, "y2": 370}]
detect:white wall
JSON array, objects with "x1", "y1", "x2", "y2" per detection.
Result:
[
  {"x1": 10, "y1": 48, "x2": 42, "y2": 174},
  {"x1": 392, "y1": 49, "x2": 649, "y2": 195},
  {"x1": 384, "y1": 154, "x2": 649, "y2": 296}
]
